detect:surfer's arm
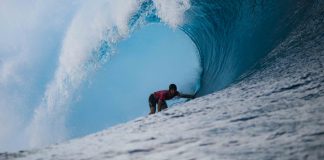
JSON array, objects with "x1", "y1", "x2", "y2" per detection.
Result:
[
  {"x1": 179, "y1": 93, "x2": 195, "y2": 99},
  {"x1": 157, "y1": 100, "x2": 163, "y2": 112}
]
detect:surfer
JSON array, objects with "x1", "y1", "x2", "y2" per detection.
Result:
[{"x1": 148, "y1": 84, "x2": 195, "y2": 114}]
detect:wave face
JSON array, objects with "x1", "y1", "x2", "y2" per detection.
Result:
[
  {"x1": 182, "y1": 0, "x2": 316, "y2": 95},
  {"x1": 1, "y1": 0, "x2": 322, "y2": 151}
]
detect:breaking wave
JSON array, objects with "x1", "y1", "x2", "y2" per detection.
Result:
[{"x1": 1, "y1": 0, "x2": 321, "y2": 150}]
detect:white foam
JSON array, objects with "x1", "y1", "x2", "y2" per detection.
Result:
[
  {"x1": 153, "y1": 0, "x2": 190, "y2": 28},
  {"x1": 27, "y1": 0, "x2": 140, "y2": 148},
  {"x1": 0, "y1": 0, "x2": 82, "y2": 151}
]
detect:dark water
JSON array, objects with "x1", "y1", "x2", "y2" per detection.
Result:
[{"x1": 182, "y1": 0, "x2": 317, "y2": 95}]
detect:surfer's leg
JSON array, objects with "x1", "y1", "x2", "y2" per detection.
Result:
[
  {"x1": 160, "y1": 101, "x2": 168, "y2": 111},
  {"x1": 149, "y1": 105, "x2": 156, "y2": 114},
  {"x1": 149, "y1": 94, "x2": 156, "y2": 114}
]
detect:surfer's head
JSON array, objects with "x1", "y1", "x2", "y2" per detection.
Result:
[{"x1": 169, "y1": 84, "x2": 177, "y2": 95}]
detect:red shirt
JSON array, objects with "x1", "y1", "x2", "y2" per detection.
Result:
[{"x1": 154, "y1": 90, "x2": 180, "y2": 101}]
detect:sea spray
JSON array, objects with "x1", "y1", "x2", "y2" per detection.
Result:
[{"x1": 27, "y1": 0, "x2": 190, "y2": 148}]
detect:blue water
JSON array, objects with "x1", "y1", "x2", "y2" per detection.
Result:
[{"x1": 182, "y1": 0, "x2": 314, "y2": 95}]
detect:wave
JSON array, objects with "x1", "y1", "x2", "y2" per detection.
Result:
[
  {"x1": 27, "y1": 0, "x2": 191, "y2": 148},
  {"x1": 25, "y1": 0, "x2": 322, "y2": 149}
]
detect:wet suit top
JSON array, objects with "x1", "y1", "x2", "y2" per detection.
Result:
[{"x1": 154, "y1": 90, "x2": 180, "y2": 101}]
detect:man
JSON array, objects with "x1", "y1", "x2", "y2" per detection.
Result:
[{"x1": 148, "y1": 84, "x2": 195, "y2": 114}]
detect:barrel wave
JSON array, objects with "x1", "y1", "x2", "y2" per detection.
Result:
[
  {"x1": 26, "y1": 0, "x2": 324, "y2": 149},
  {"x1": 0, "y1": 0, "x2": 323, "y2": 152}
]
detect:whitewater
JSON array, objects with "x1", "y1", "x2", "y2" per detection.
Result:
[{"x1": 0, "y1": 0, "x2": 324, "y2": 159}]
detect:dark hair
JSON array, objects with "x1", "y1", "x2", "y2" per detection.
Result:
[{"x1": 169, "y1": 84, "x2": 177, "y2": 91}]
